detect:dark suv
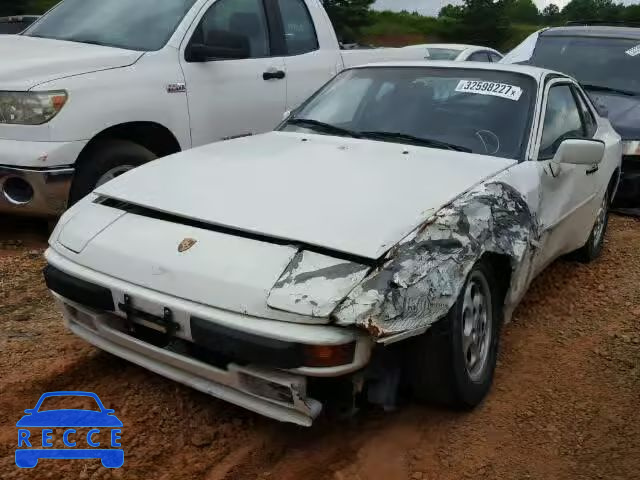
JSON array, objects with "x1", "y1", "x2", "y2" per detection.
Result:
[
  {"x1": 504, "y1": 24, "x2": 640, "y2": 214},
  {"x1": 0, "y1": 15, "x2": 39, "y2": 34}
]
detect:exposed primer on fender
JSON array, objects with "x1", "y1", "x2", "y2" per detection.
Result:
[
  {"x1": 268, "y1": 250, "x2": 370, "y2": 317},
  {"x1": 333, "y1": 182, "x2": 540, "y2": 337}
]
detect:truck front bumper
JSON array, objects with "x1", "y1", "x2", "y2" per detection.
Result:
[
  {"x1": 0, "y1": 165, "x2": 74, "y2": 217},
  {"x1": 0, "y1": 138, "x2": 86, "y2": 217}
]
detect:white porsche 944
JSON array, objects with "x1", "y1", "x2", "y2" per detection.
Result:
[{"x1": 44, "y1": 62, "x2": 622, "y2": 426}]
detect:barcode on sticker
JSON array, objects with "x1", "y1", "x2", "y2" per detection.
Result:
[
  {"x1": 455, "y1": 80, "x2": 523, "y2": 101},
  {"x1": 626, "y1": 45, "x2": 640, "y2": 56}
]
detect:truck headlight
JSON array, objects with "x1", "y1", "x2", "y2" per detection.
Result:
[{"x1": 0, "y1": 91, "x2": 67, "y2": 125}]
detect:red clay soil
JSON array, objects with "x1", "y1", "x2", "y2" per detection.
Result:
[{"x1": 1, "y1": 216, "x2": 639, "y2": 480}]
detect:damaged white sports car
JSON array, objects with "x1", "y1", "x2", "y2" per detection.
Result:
[{"x1": 45, "y1": 62, "x2": 621, "y2": 426}]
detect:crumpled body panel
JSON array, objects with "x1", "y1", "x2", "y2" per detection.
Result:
[{"x1": 333, "y1": 182, "x2": 540, "y2": 337}]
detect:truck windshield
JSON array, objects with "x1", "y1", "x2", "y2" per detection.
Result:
[
  {"x1": 530, "y1": 35, "x2": 640, "y2": 97},
  {"x1": 24, "y1": 0, "x2": 197, "y2": 51},
  {"x1": 281, "y1": 67, "x2": 536, "y2": 160}
]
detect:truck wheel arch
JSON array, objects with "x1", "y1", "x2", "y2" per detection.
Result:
[
  {"x1": 76, "y1": 121, "x2": 183, "y2": 164},
  {"x1": 68, "y1": 122, "x2": 183, "y2": 205}
]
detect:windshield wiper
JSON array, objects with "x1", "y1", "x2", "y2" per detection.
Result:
[
  {"x1": 358, "y1": 131, "x2": 471, "y2": 152},
  {"x1": 581, "y1": 84, "x2": 638, "y2": 97},
  {"x1": 286, "y1": 118, "x2": 361, "y2": 138}
]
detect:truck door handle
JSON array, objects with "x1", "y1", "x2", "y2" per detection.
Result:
[
  {"x1": 586, "y1": 165, "x2": 599, "y2": 175},
  {"x1": 263, "y1": 70, "x2": 286, "y2": 81}
]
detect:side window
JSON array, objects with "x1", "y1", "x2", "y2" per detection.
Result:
[
  {"x1": 196, "y1": 0, "x2": 270, "y2": 58},
  {"x1": 539, "y1": 84, "x2": 586, "y2": 159},
  {"x1": 468, "y1": 51, "x2": 491, "y2": 62},
  {"x1": 489, "y1": 52, "x2": 503, "y2": 63},
  {"x1": 276, "y1": 0, "x2": 319, "y2": 56},
  {"x1": 573, "y1": 87, "x2": 598, "y2": 137}
]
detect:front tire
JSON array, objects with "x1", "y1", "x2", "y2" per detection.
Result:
[
  {"x1": 69, "y1": 139, "x2": 157, "y2": 205},
  {"x1": 405, "y1": 258, "x2": 503, "y2": 408},
  {"x1": 572, "y1": 188, "x2": 610, "y2": 263}
]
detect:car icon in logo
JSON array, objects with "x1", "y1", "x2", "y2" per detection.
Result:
[{"x1": 15, "y1": 391, "x2": 123, "y2": 469}]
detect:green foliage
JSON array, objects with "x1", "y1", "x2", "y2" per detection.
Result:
[
  {"x1": 505, "y1": 0, "x2": 540, "y2": 23},
  {"x1": 0, "y1": 0, "x2": 58, "y2": 15},
  {"x1": 323, "y1": 0, "x2": 376, "y2": 42},
  {"x1": 562, "y1": 0, "x2": 623, "y2": 22}
]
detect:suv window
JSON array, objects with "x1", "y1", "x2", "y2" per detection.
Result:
[
  {"x1": 468, "y1": 51, "x2": 491, "y2": 62},
  {"x1": 539, "y1": 84, "x2": 586, "y2": 159},
  {"x1": 197, "y1": 0, "x2": 270, "y2": 58},
  {"x1": 276, "y1": 0, "x2": 318, "y2": 55},
  {"x1": 489, "y1": 52, "x2": 502, "y2": 63}
]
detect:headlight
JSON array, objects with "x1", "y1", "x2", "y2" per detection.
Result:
[{"x1": 0, "y1": 91, "x2": 67, "y2": 125}]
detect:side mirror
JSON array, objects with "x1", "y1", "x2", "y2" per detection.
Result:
[
  {"x1": 186, "y1": 30, "x2": 250, "y2": 62},
  {"x1": 552, "y1": 139, "x2": 605, "y2": 166},
  {"x1": 24, "y1": 409, "x2": 34, "y2": 414}
]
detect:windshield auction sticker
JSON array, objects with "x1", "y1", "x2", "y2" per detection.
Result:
[
  {"x1": 455, "y1": 80, "x2": 523, "y2": 101},
  {"x1": 625, "y1": 45, "x2": 640, "y2": 56}
]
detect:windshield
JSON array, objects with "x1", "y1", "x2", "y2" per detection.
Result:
[
  {"x1": 24, "y1": 0, "x2": 197, "y2": 51},
  {"x1": 280, "y1": 67, "x2": 536, "y2": 160},
  {"x1": 530, "y1": 35, "x2": 640, "y2": 96},
  {"x1": 425, "y1": 48, "x2": 462, "y2": 60}
]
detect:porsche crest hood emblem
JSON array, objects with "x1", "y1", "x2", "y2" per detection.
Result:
[{"x1": 178, "y1": 238, "x2": 197, "y2": 252}]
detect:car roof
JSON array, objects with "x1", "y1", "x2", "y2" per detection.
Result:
[
  {"x1": 542, "y1": 25, "x2": 640, "y2": 40},
  {"x1": 404, "y1": 43, "x2": 495, "y2": 51},
  {"x1": 351, "y1": 60, "x2": 565, "y2": 82}
]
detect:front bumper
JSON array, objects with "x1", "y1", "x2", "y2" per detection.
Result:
[
  {"x1": 45, "y1": 248, "x2": 372, "y2": 426},
  {"x1": 0, "y1": 138, "x2": 86, "y2": 217},
  {"x1": 0, "y1": 165, "x2": 74, "y2": 217},
  {"x1": 613, "y1": 142, "x2": 640, "y2": 215}
]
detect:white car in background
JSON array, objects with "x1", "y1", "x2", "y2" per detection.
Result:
[
  {"x1": 45, "y1": 62, "x2": 620, "y2": 426},
  {"x1": 403, "y1": 43, "x2": 503, "y2": 62}
]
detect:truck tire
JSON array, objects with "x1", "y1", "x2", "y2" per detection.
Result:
[
  {"x1": 69, "y1": 139, "x2": 157, "y2": 205},
  {"x1": 571, "y1": 187, "x2": 610, "y2": 263},
  {"x1": 404, "y1": 258, "x2": 503, "y2": 408}
]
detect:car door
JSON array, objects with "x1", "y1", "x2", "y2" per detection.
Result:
[
  {"x1": 180, "y1": 0, "x2": 287, "y2": 146},
  {"x1": 533, "y1": 79, "x2": 601, "y2": 272},
  {"x1": 274, "y1": 0, "x2": 341, "y2": 111}
]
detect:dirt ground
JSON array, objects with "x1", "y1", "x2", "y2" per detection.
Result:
[{"x1": 1, "y1": 215, "x2": 639, "y2": 480}]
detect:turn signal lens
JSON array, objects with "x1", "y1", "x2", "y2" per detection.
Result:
[{"x1": 302, "y1": 343, "x2": 356, "y2": 368}]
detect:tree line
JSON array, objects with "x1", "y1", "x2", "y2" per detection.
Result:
[{"x1": 327, "y1": 0, "x2": 640, "y2": 48}]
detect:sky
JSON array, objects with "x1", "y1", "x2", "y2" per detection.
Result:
[{"x1": 373, "y1": 0, "x2": 638, "y2": 16}]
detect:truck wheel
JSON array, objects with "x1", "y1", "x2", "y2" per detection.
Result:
[
  {"x1": 405, "y1": 258, "x2": 502, "y2": 408},
  {"x1": 571, "y1": 187, "x2": 610, "y2": 263},
  {"x1": 69, "y1": 139, "x2": 157, "y2": 205}
]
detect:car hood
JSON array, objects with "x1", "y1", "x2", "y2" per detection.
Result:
[
  {"x1": 95, "y1": 132, "x2": 515, "y2": 260},
  {"x1": 588, "y1": 92, "x2": 640, "y2": 140},
  {"x1": 0, "y1": 35, "x2": 142, "y2": 90},
  {"x1": 16, "y1": 410, "x2": 123, "y2": 428}
]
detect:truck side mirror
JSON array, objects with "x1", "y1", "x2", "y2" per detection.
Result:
[{"x1": 186, "y1": 30, "x2": 251, "y2": 62}]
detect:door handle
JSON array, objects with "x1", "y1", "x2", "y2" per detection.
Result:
[
  {"x1": 586, "y1": 165, "x2": 599, "y2": 175},
  {"x1": 263, "y1": 70, "x2": 286, "y2": 81}
]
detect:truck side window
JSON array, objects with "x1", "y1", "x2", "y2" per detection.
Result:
[
  {"x1": 276, "y1": 0, "x2": 319, "y2": 55},
  {"x1": 198, "y1": 0, "x2": 270, "y2": 58},
  {"x1": 539, "y1": 84, "x2": 586, "y2": 159}
]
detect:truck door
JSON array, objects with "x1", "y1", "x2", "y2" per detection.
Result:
[
  {"x1": 180, "y1": 0, "x2": 287, "y2": 146},
  {"x1": 273, "y1": 0, "x2": 342, "y2": 112}
]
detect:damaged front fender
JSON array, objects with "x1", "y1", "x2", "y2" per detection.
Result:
[{"x1": 333, "y1": 182, "x2": 540, "y2": 338}]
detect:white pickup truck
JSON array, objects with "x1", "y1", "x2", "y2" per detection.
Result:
[{"x1": 0, "y1": 0, "x2": 425, "y2": 217}]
